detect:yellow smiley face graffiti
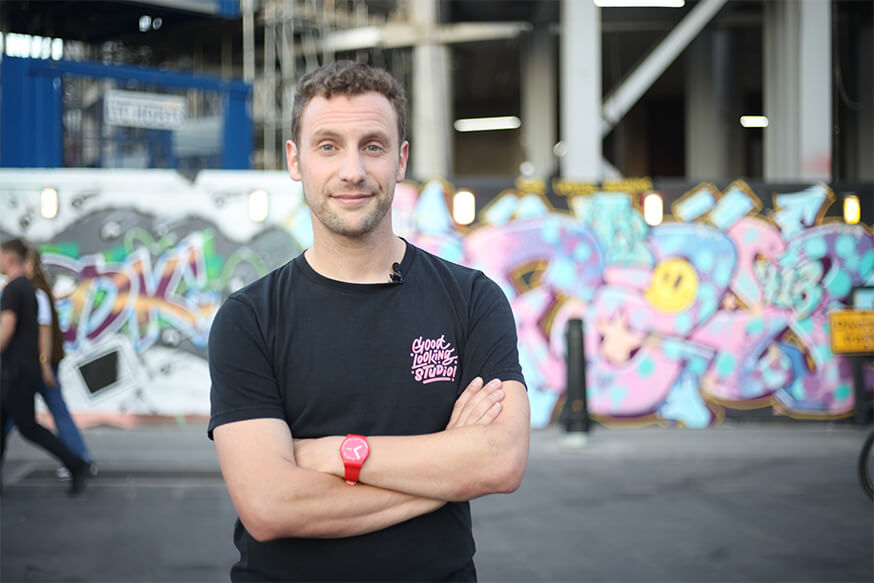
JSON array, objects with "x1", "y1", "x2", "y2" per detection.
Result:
[{"x1": 645, "y1": 257, "x2": 699, "y2": 313}]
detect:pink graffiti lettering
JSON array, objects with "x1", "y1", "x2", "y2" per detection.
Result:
[{"x1": 417, "y1": 179, "x2": 874, "y2": 428}]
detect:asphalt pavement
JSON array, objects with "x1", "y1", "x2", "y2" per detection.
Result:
[{"x1": 1, "y1": 421, "x2": 871, "y2": 582}]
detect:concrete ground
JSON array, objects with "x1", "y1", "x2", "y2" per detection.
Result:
[{"x1": 1, "y1": 422, "x2": 871, "y2": 583}]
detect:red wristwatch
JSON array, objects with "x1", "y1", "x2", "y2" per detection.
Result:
[{"x1": 339, "y1": 434, "x2": 370, "y2": 485}]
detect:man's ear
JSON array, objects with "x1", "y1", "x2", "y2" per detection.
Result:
[
  {"x1": 396, "y1": 140, "x2": 409, "y2": 182},
  {"x1": 286, "y1": 140, "x2": 302, "y2": 181}
]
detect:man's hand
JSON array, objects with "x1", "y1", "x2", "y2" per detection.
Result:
[{"x1": 446, "y1": 377, "x2": 505, "y2": 429}]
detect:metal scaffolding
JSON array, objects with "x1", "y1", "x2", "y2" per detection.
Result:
[{"x1": 243, "y1": 0, "x2": 396, "y2": 169}]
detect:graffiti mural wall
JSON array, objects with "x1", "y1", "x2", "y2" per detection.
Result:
[
  {"x1": 458, "y1": 182, "x2": 873, "y2": 428},
  {"x1": 0, "y1": 170, "x2": 304, "y2": 423},
  {"x1": 0, "y1": 170, "x2": 871, "y2": 428}
]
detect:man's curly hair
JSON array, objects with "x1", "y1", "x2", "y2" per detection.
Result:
[{"x1": 291, "y1": 61, "x2": 407, "y2": 146}]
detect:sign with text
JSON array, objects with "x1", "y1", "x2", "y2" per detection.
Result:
[
  {"x1": 829, "y1": 310, "x2": 874, "y2": 355},
  {"x1": 104, "y1": 89, "x2": 186, "y2": 130}
]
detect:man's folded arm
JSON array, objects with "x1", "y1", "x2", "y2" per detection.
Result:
[
  {"x1": 213, "y1": 417, "x2": 445, "y2": 542},
  {"x1": 294, "y1": 378, "x2": 530, "y2": 502}
]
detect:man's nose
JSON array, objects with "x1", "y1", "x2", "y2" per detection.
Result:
[{"x1": 338, "y1": 150, "x2": 366, "y2": 183}]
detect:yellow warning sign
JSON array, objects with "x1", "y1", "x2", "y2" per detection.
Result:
[{"x1": 829, "y1": 311, "x2": 874, "y2": 355}]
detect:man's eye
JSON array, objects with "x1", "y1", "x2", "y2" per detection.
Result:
[
  {"x1": 319, "y1": 144, "x2": 335, "y2": 152},
  {"x1": 366, "y1": 144, "x2": 383, "y2": 153}
]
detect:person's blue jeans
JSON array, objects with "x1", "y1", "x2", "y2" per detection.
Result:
[{"x1": 4, "y1": 365, "x2": 92, "y2": 463}]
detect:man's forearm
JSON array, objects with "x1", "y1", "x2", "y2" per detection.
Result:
[
  {"x1": 215, "y1": 418, "x2": 445, "y2": 543},
  {"x1": 313, "y1": 425, "x2": 524, "y2": 502},
  {"x1": 228, "y1": 461, "x2": 444, "y2": 541},
  {"x1": 294, "y1": 381, "x2": 530, "y2": 502}
]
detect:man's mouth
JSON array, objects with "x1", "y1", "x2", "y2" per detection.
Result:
[{"x1": 331, "y1": 193, "x2": 373, "y2": 205}]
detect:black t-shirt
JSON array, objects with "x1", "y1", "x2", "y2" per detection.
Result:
[
  {"x1": 0, "y1": 276, "x2": 39, "y2": 379},
  {"x1": 208, "y1": 242, "x2": 525, "y2": 582}
]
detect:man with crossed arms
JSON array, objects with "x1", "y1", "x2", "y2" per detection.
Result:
[{"x1": 208, "y1": 61, "x2": 529, "y2": 582}]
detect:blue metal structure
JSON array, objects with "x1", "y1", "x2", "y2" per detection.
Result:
[
  {"x1": 138, "y1": 0, "x2": 240, "y2": 17},
  {"x1": 0, "y1": 56, "x2": 252, "y2": 169}
]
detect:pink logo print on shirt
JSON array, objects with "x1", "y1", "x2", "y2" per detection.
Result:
[{"x1": 410, "y1": 334, "x2": 458, "y2": 384}]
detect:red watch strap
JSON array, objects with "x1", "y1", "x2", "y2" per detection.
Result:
[{"x1": 344, "y1": 463, "x2": 362, "y2": 485}]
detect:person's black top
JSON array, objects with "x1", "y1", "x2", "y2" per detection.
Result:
[
  {"x1": 1, "y1": 275, "x2": 39, "y2": 379},
  {"x1": 208, "y1": 242, "x2": 525, "y2": 582}
]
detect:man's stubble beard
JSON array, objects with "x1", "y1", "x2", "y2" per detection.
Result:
[{"x1": 306, "y1": 189, "x2": 395, "y2": 238}]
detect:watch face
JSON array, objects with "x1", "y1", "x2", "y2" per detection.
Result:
[{"x1": 341, "y1": 436, "x2": 369, "y2": 463}]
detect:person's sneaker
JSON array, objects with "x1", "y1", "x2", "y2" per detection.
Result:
[
  {"x1": 58, "y1": 462, "x2": 96, "y2": 481},
  {"x1": 67, "y1": 464, "x2": 88, "y2": 496}
]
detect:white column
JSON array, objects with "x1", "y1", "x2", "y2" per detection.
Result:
[
  {"x1": 685, "y1": 28, "x2": 732, "y2": 181},
  {"x1": 798, "y1": 0, "x2": 832, "y2": 181},
  {"x1": 560, "y1": 0, "x2": 601, "y2": 181},
  {"x1": 764, "y1": 0, "x2": 832, "y2": 181},
  {"x1": 521, "y1": 27, "x2": 557, "y2": 179},
  {"x1": 764, "y1": 0, "x2": 795, "y2": 181},
  {"x1": 410, "y1": 0, "x2": 452, "y2": 180}
]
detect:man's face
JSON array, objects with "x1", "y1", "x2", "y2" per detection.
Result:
[
  {"x1": 0, "y1": 251, "x2": 9, "y2": 275},
  {"x1": 286, "y1": 92, "x2": 409, "y2": 239}
]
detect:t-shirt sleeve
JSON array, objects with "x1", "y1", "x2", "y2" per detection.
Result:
[
  {"x1": 0, "y1": 280, "x2": 19, "y2": 314},
  {"x1": 207, "y1": 295, "x2": 286, "y2": 440},
  {"x1": 34, "y1": 289, "x2": 51, "y2": 326},
  {"x1": 460, "y1": 273, "x2": 526, "y2": 390}
]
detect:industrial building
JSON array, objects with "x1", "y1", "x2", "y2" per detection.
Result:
[{"x1": 2, "y1": 0, "x2": 871, "y2": 183}]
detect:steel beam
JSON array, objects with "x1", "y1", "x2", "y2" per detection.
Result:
[
  {"x1": 318, "y1": 21, "x2": 530, "y2": 53},
  {"x1": 601, "y1": 0, "x2": 728, "y2": 137},
  {"x1": 241, "y1": 0, "x2": 255, "y2": 83}
]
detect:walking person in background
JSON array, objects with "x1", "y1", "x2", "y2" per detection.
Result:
[
  {"x1": 2, "y1": 247, "x2": 97, "y2": 481},
  {"x1": 0, "y1": 238, "x2": 89, "y2": 495}
]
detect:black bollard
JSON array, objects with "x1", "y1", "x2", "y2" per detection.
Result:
[
  {"x1": 853, "y1": 356, "x2": 873, "y2": 425},
  {"x1": 560, "y1": 318, "x2": 590, "y2": 436}
]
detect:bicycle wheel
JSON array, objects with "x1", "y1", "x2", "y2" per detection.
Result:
[{"x1": 859, "y1": 430, "x2": 874, "y2": 500}]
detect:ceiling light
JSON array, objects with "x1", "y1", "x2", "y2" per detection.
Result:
[
  {"x1": 740, "y1": 115, "x2": 768, "y2": 128},
  {"x1": 594, "y1": 0, "x2": 685, "y2": 7},
  {"x1": 51, "y1": 38, "x2": 63, "y2": 60},
  {"x1": 453, "y1": 116, "x2": 521, "y2": 133}
]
